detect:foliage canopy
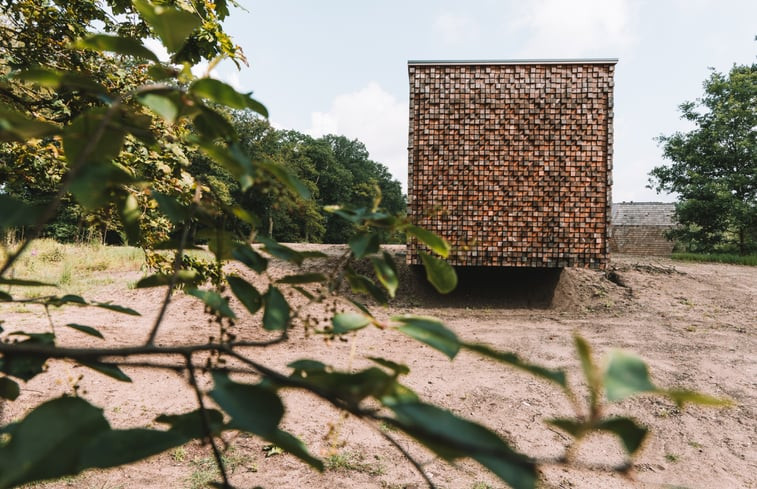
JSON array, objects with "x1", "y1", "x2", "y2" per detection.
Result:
[{"x1": 649, "y1": 62, "x2": 757, "y2": 254}]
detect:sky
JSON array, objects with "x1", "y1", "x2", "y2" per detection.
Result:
[{"x1": 205, "y1": 0, "x2": 756, "y2": 203}]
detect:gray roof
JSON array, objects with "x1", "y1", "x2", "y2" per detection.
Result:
[
  {"x1": 612, "y1": 202, "x2": 676, "y2": 226},
  {"x1": 408, "y1": 58, "x2": 618, "y2": 66}
]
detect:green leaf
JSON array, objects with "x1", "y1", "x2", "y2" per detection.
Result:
[
  {"x1": 277, "y1": 273, "x2": 327, "y2": 284},
  {"x1": 287, "y1": 359, "x2": 327, "y2": 374},
  {"x1": 118, "y1": 193, "x2": 141, "y2": 245},
  {"x1": 664, "y1": 389, "x2": 731, "y2": 409},
  {"x1": 405, "y1": 225, "x2": 451, "y2": 258},
  {"x1": 155, "y1": 408, "x2": 224, "y2": 438},
  {"x1": 190, "y1": 79, "x2": 269, "y2": 116},
  {"x1": 346, "y1": 298, "x2": 373, "y2": 317},
  {"x1": 137, "y1": 93, "x2": 180, "y2": 122},
  {"x1": 227, "y1": 276, "x2": 262, "y2": 315},
  {"x1": 546, "y1": 418, "x2": 589, "y2": 439},
  {"x1": 57, "y1": 294, "x2": 87, "y2": 305},
  {"x1": 0, "y1": 278, "x2": 55, "y2": 287},
  {"x1": 300, "y1": 250, "x2": 328, "y2": 260},
  {"x1": 331, "y1": 313, "x2": 371, "y2": 335},
  {"x1": 133, "y1": 0, "x2": 201, "y2": 53},
  {"x1": 394, "y1": 316, "x2": 460, "y2": 359},
  {"x1": 389, "y1": 402, "x2": 536, "y2": 489},
  {"x1": 147, "y1": 64, "x2": 178, "y2": 81},
  {"x1": 262, "y1": 286, "x2": 290, "y2": 331},
  {"x1": 0, "y1": 195, "x2": 45, "y2": 229},
  {"x1": 76, "y1": 34, "x2": 159, "y2": 62},
  {"x1": 574, "y1": 334, "x2": 601, "y2": 409},
  {"x1": 233, "y1": 245, "x2": 268, "y2": 273},
  {"x1": 463, "y1": 343, "x2": 567, "y2": 388},
  {"x1": 63, "y1": 108, "x2": 126, "y2": 165},
  {"x1": 186, "y1": 289, "x2": 237, "y2": 319},
  {"x1": 371, "y1": 254, "x2": 398, "y2": 298},
  {"x1": 349, "y1": 232, "x2": 380, "y2": 259},
  {"x1": 197, "y1": 228, "x2": 234, "y2": 261},
  {"x1": 135, "y1": 270, "x2": 199, "y2": 288},
  {"x1": 604, "y1": 350, "x2": 656, "y2": 402},
  {"x1": 0, "y1": 377, "x2": 20, "y2": 401},
  {"x1": 210, "y1": 372, "x2": 283, "y2": 437},
  {"x1": 345, "y1": 270, "x2": 388, "y2": 304},
  {"x1": 193, "y1": 106, "x2": 236, "y2": 140},
  {"x1": 64, "y1": 324, "x2": 104, "y2": 339},
  {"x1": 79, "y1": 428, "x2": 185, "y2": 468},
  {"x1": 291, "y1": 286, "x2": 315, "y2": 300},
  {"x1": 289, "y1": 366, "x2": 399, "y2": 407},
  {"x1": 419, "y1": 251, "x2": 457, "y2": 294},
  {"x1": 367, "y1": 357, "x2": 410, "y2": 376},
  {"x1": 13, "y1": 69, "x2": 107, "y2": 95},
  {"x1": 151, "y1": 192, "x2": 189, "y2": 224},
  {"x1": 91, "y1": 301, "x2": 140, "y2": 316},
  {"x1": 0, "y1": 333, "x2": 54, "y2": 381},
  {"x1": 194, "y1": 140, "x2": 254, "y2": 190},
  {"x1": 0, "y1": 397, "x2": 110, "y2": 488},
  {"x1": 267, "y1": 429, "x2": 323, "y2": 471},
  {"x1": 257, "y1": 236, "x2": 304, "y2": 265},
  {"x1": 595, "y1": 417, "x2": 649, "y2": 455},
  {"x1": 69, "y1": 163, "x2": 133, "y2": 209},
  {"x1": 0, "y1": 104, "x2": 60, "y2": 142},
  {"x1": 257, "y1": 159, "x2": 311, "y2": 199},
  {"x1": 79, "y1": 362, "x2": 132, "y2": 382}
]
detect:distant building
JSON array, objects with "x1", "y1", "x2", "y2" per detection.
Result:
[
  {"x1": 407, "y1": 59, "x2": 617, "y2": 269},
  {"x1": 610, "y1": 202, "x2": 676, "y2": 255}
]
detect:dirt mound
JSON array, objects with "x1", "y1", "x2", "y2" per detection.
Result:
[{"x1": 368, "y1": 245, "x2": 634, "y2": 313}]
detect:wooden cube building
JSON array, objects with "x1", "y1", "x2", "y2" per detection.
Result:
[{"x1": 407, "y1": 59, "x2": 617, "y2": 269}]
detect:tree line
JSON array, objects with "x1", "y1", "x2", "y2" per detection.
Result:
[{"x1": 1, "y1": 112, "x2": 405, "y2": 245}]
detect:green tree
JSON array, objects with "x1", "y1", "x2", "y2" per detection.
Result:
[{"x1": 649, "y1": 62, "x2": 757, "y2": 254}]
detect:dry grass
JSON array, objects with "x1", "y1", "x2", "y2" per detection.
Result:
[{"x1": 0, "y1": 239, "x2": 146, "y2": 299}]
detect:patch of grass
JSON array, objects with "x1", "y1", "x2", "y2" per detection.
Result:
[
  {"x1": 0, "y1": 239, "x2": 145, "y2": 299},
  {"x1": 665, "y1": 453, "x2": 680, "y2": 463},
  {"x1": 472, "y1": 482, "x2": 495, "y2": 489},
  {"x1": 324, "y1": 451, "x2": 385, "y2": 476},
  {"x1": 20, "y1": 474, "x2": 79, "y2": 488},
  {"x1": 171, "y1": 446, "x2": 187, "y2": 463},
  {"x1": 671, "y1": 252, "x2": 757, "y2": 266},
  {"x1": 188, "y1": 447, "x2": 256, "y2": 489}
]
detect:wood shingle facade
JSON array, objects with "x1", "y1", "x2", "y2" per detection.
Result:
[{"x1": 407, "y1": 60, "x2": 616, "y2": 269}]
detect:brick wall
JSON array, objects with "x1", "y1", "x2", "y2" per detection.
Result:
[
  {"x1": 609, "y1": 226, "x2": 675, "y2": 255},
  {"x1": 407, "y1": 60, "x2": 616, "y2": 269}
]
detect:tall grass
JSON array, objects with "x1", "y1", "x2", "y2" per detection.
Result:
[
  {"x1": 671, "y1": 252, "x2": 757, "y2": 266},
  {"x1": 0, "y1": 239, "x2": 146, "y2": 298}
]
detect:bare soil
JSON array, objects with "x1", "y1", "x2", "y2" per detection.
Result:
[{"x1": 1, "y1": 249, "x2": 755, "y2": 489}]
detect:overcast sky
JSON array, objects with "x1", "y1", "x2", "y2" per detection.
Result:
[{"x1": 207, "y1": 0, "x2": 755, "y2": 203}]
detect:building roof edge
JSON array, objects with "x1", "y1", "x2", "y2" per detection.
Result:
[{"x1": 407, "y1": 58, "x2": 618, "y2": 66}]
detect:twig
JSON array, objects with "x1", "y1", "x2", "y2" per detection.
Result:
[
  {"x1": 185, "y1": 353, "x2": 231, "y2": 489},
  {"x1": 375, "y1": 427, "x2": 438, "y2": 489}
]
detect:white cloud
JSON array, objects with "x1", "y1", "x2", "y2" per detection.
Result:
[
  {"x1": 433, "y1": 12, "x2": 480, "y2": 45},
  {"x1": 307, "y1": 83, "x2": 409, "y2": 189},
  {"x1": 513, "y1": 0, "x2": 637, "y2": 56}
]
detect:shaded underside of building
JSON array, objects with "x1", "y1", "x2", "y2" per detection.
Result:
[{"x1": 407, "y1": 59, "x2": 616, "y2": 269}]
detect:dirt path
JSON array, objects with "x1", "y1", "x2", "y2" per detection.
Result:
[{"x1": 1, "y1": 252, "x2": 754, "y2": 489}]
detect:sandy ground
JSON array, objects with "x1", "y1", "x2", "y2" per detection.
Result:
[{"x1": 0, "y1": 249, "x2": 755, "y2": 489}]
